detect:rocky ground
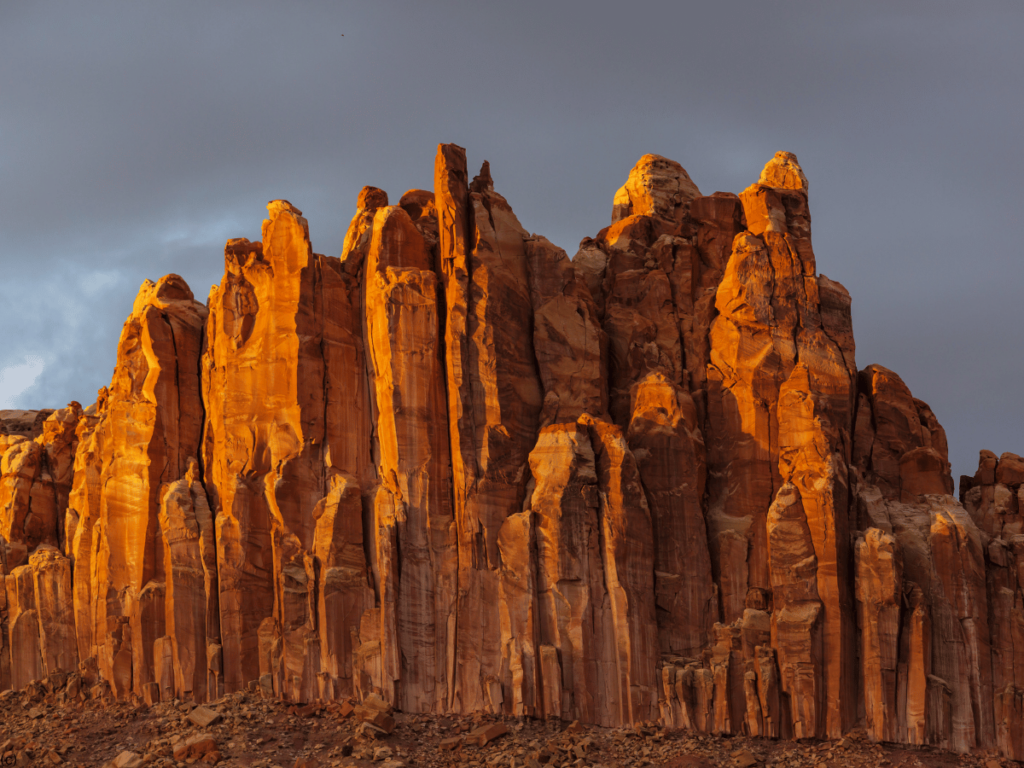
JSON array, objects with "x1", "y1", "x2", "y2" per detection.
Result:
[{"x1": 0, "y1": 684, "x2": 1014, "y2": 768}]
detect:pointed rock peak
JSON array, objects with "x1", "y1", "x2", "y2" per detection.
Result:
[
  {"x1": 368, "y1": 204, "x2": 432, "y2": 273},
  {"x1": 434, "y1": 142, "x2": 470, "y2": 273},
  {"x1": 435, "y1": 143, "x2": 468, "y2": 185},
  {"x1": 131, "y1": 278, "x2": 159, "y2": 315},
  {"x1": 267, "y1": 199, "x2": 303, "y2": 217},
  {"x1": 399, "y1": 189, "x2": 434, "y2": 218},
  {"x1": 130, "y1": 273, "x2": 205, "y2": 320},
  {"x1": 611, "y1": 153, "x2": 701, "y2": 225},
  {"x1": 340, "y1": 189, "x2": 387, "y2": 270},
  {"x1": 759, "y1": 151, "x2": 808, "y2": 192},
  {"x1": 399, "y1": 189, "x2": 439, "y2": 248},
  {"x1": 470, "y1": 160, "x2": 493, "y2": 193},
  {"x1": 438, "y1": 141, "x2": 467, "y2": 156},
  {"x1": 357, "y1": 186, "x2": 389, "y2": 211},
  {"x1": 262, "y1": 199, "x2": 311, "y2": 251},
  {"x1": 153, "y1": 274, "x2": 195, "y2": 303},
  {"x1": 224, "y1": 238, "x2": 263, "y2": 273},
  {"x1": 225, "y1": 237, "x2": 258, "y2": 252},
  {"x1": 858, "y1": 363, "x2": 912, "y2": 400}
]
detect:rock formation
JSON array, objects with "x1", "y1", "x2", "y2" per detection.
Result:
[{"x1": 1, "y1": 144, "x2": 1021, "y2": 757}]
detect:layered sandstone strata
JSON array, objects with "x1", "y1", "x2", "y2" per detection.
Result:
[{"x1": 0, "y1": 145, "x2": 1019, "y2": 758}]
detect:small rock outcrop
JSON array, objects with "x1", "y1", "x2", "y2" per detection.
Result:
[{"x1": 0, "y1": 144, "x2": 1020, "y2": 759}]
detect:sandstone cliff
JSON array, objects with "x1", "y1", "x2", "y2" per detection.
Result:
[{"x1": 0, "y1": 146, "x2": 1019, "y2": 757}]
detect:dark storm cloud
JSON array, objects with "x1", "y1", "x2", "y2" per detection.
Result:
[{"x1": 1, "y1": 1, "x2": 1021, "y2": 484}]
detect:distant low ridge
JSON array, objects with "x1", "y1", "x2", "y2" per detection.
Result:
[{"x1": 1, "y1": 144, "x2": 1020, "y2": 758}]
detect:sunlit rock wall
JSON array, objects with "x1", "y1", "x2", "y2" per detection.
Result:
[{"x1": 0, "y1": 145, "x2": 1018, "y2": 758}]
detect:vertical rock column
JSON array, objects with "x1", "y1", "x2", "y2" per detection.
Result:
[
  {"x1": 853, "y1": 364, "x2": 954, "y2": 502},
  {"x1": 577, "y1": 153, "x2": 726, "y2": 700},
  {"x1": 202, "y1": 202, "x2": 324, "y2": 695},
  {"x1": 435, "y1": 146, "x2": 544, "y2": 714},
  {"x1": 528, "y1": 416, "x2": 658, "y2": 726},
  {"x1": 363, "y1": 203, "x2": 457, "y2": 712},
  {"x1": 576, "y1": 153, "x2": 758, "y2": 733},
  {"x1": 766, "y1": 484, "x2": 823, "y2": 738},
  {"x1": 313, "y1": 474, "x2": 375, "y2": 701},
  {"x1": 587, "y1": 417, "x2": 659, "y2": 724},
  {"x1": 625, "y1": 373, "x2": 714, "y2": 658},
  {"x1": 855, "y1": 528, "x2": 903, "y2": 742},
  {"x1": 67, "y1": 394, "x2": 106, "y2": 666},
  {"x1": 320, "y1": 241, "x2": 377, "y2": 498},
  {"x1": 686, "y1": 192, "x2": 745, "y2": 411},
  {"x1": 333, "y1": 186, "x2": 390, "y2": 702},
  {"x1": 852, "y1": 371, "x2": 994, "y2": 753},
  {"x1": 434, "y1": 144, "x2": 474, "y2": 712},
  {"x1": 702, "y1": 152, "x2": 857, "y2": 737},
  {"x1": 522, "y1": 236, "x2": 607, "y2": 427},
  {"x1": 488, "y1": 234, "x2": 609, "y2": 719},
  {"x1": 5, "y1": 564, "x2": 42, "y2": 689},
  {"x1": 89, "y1": 275, "x2": 207, "y2": 699},
  {"x1": 0, "y1": 403, "x2": 81, "y2": 692},
  {"x1": 0, "y1": 403, "x2": 80, "y2": 570},
  {"x1": 963, "y1": 451, "x2": 1024, "y2": 759},
  {"x1": 927, "y1": 498, "x2": 993, "y2": 751},
  {"x1": 529, "y1": 422, "x2": 613, "y2": 724},
  {"x1": 598, "y1": 155, "x2": 698, "y2": 426},
  {"x1": 159, "y1": 458, "x2": 219, "y2": 700},
  {"x1": 776, "y1": 362, "x2": 857, "y2": 738},
  {"x1": 29, "y1": 546, "x2": 77, "y2": 680},
  {"x1": 495, "y1": 508, "x2": 539, "y2": 717}
]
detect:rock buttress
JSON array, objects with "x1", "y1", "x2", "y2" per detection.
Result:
[
  {"x1": 703, "y1": 152, "x2": 858, "y2": 738},
  {"x1": 60, "y1": 275, "x2": 209, "y2": 700},
  {"x1": 853, "y1": 366, "x2": 995, "y2": 753},
  {"x1": 362, "y1": 203, "x2": 457, "y2": 712},
  {"x1": 527, "y1": 418, "x2": 658, "y2": 726},
  {"x1": 435, "y1": 147, "x2": 549, "y2": 715}
]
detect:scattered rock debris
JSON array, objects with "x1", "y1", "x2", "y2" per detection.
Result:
[{"x1": 0, "y1": 686, "x2": 1010, "y2": 768}]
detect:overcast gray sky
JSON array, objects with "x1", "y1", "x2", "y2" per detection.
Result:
[{"x1": 1, "y1": 1, "x2": 1021, "y2": 485}]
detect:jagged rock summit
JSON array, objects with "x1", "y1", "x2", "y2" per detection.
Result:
[{"x1": 1, "y1": 145, "x2": 1020, "y2": 759}]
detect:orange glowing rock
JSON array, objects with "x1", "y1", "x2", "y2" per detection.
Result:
[{"x1": 0, "y1": 144, "x2": 1019, "y2": 760}]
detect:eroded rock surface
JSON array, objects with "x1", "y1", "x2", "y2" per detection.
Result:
[{"x1": 1, "y1": 145, "x2": 1019, "y2": 759}]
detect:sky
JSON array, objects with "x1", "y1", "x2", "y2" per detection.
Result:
[{"x1": 1, "y1": 1, "x2": 1021, "y2": 485}]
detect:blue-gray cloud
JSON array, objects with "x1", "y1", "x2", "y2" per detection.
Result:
[{"x1": 1, "y1": 0, "x2": 1021, "y2": 484}]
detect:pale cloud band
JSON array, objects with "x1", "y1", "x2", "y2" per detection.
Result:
[
  {"x1": 0, "y1": 2, "x2": 1021, "y2": 484},
  {"x1": 0, "y1": 356, "x2": 45, "y2": 410}
]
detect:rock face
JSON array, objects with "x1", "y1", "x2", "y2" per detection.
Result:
[
  {"x1": 853, "y1": 367, "x2": 993, "y2": 754},
  {"x1": 0, "y1": 144, "x2": 1020, "y2": 758}
]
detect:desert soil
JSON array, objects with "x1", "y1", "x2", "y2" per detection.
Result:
[{"x1": 0, "y1": 686, "x2": 1010, "y2": 768}]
